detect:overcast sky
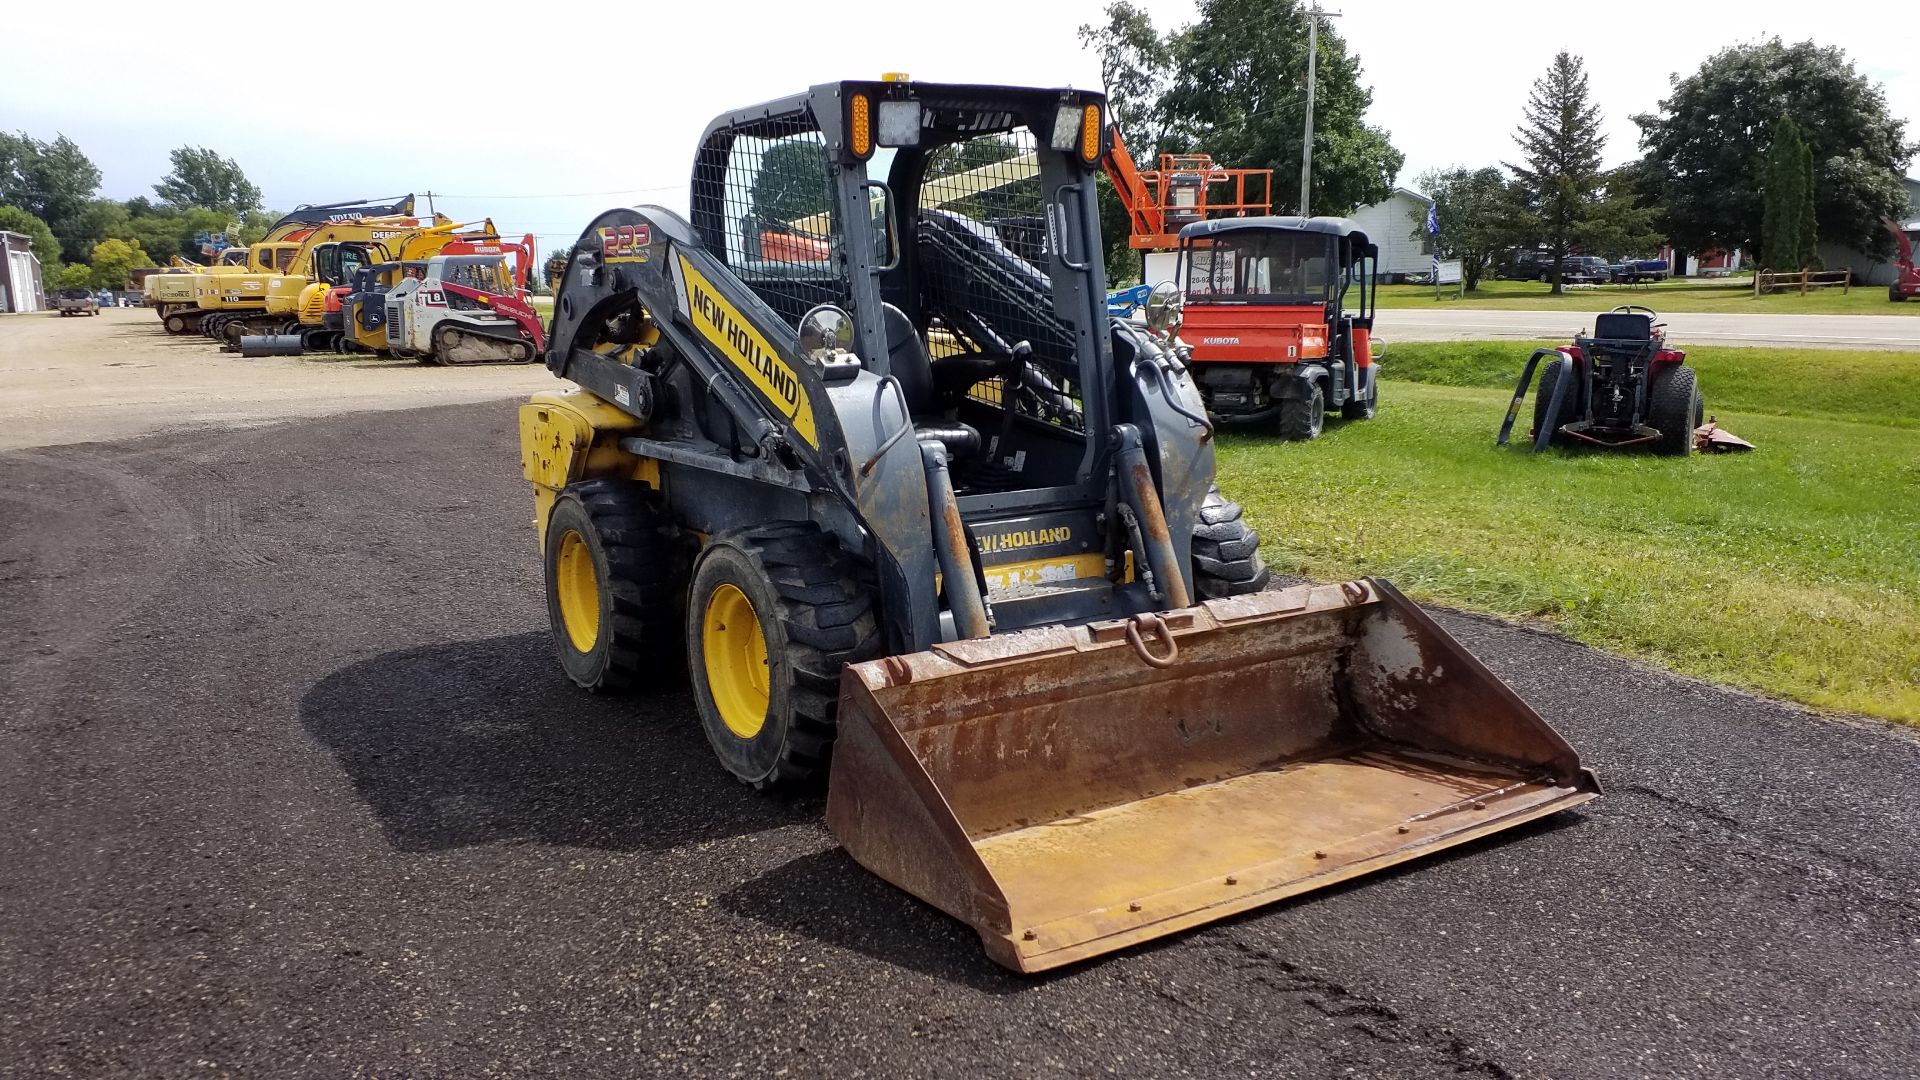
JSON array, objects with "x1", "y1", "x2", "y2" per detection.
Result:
[{"x1": 2, "y1": 0, "x2": 1912, "y2": 251}]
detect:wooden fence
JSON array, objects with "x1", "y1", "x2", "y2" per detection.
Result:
[{"x1": 1754, "y1": 268, "x2": 1851, "y2": 296}]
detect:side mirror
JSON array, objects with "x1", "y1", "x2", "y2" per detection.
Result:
[
  {"x1": 798, "y1": 304, "x2": 855, "y2": 359},
  {"x1": 1144, "y1": 280, "x2": 1184, "y2": 333}
]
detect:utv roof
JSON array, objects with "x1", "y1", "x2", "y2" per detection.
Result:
[{"x1": 1179, "y1": 215, "x2": 1368, "y2": 244}]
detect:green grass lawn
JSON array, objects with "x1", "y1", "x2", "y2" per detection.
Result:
[
  {"x1": 1375, "y1": 277, "x2": 1917, "y2": 316},
  {"x1": 1217, "y1": 340, "x2": 1920, "y2": 723}
]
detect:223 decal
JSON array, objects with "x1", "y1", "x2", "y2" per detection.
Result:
[{"x1": 599, "y1": 223, "x2": 653, "y2": 263}]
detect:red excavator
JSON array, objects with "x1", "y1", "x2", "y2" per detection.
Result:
[
  {"x1": 1887, "y1": 217, "x2": 1919, "y2": 302},
  {"x1": 1104, "y1": 127, "x2": 1380, "y2": 439}
]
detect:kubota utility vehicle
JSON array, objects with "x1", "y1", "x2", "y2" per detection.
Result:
[
  {"x1": 524, "y1": 77, "x2": 1598, "y2": 973},
  {"x1": 1887, "y1": 217, "x2": 1919, "y2": 302},
  {"x1": 1103, "y1": 130, "x2": 1380, "y2": 437}
]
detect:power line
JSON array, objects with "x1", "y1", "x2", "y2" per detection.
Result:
[{"x1": 426, "y1": 185, "x2": 682, "y2": 200}]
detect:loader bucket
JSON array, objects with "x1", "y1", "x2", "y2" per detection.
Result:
[{"x1": 825, "y1": 580, "x2": 1600, "y2": 973}]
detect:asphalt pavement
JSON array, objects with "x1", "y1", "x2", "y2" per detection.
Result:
[
  {"x1": 1373, "y1": 308, "x2": 1920, "y2": 350},
  {"x1": 2, "y1": 400, "x2": 1916, "y2": 1079}
]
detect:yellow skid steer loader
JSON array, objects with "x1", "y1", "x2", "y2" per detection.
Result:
[{"x1": 522, "y1": 79, "x2": 1598, "y2": 973}]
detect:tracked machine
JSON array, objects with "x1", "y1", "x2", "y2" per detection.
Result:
[
  {"x1": 524, "y1": 79, "x2": 1599, "y2": 972},
  {"x1": 383, "y1": 248, "x2": 543, "y2": 364}
]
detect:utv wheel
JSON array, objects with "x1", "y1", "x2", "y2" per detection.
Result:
[
  {"x1": 1531, "y1": 358, "x2": 1577, "y2": 444},
  {"x1": 1647, "y1": 364, "x2": 1699, "y2": 457},
  {"x1": 1191, "y1": 485, "x2": 1271, "y2": 599},
  {"x1": 686, "y1": 522, "x2": 879, "y2": 791},
  {"x1": 543, "y1": 478, "x2": 682, "y2": 693},
  {"x1": 1278, "y1": 382, "x2": 1325, "y2": 441},
  {"x1": 1340, "y1": 373, "x2": 1377, "y2": 420}
]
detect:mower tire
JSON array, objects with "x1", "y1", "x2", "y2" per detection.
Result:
[
  {"x1": 1531, "y1": 358, "x2": 1577, "y2": 444},
  {"x1": 1648, "y1": 364, "x2": 1700, "y2": 456},
  {"x1": 1278, "y1": 382, "x2": 1325, "y2": 441},
  {"x1": 544, "y1": 478, "x2": 683, "y2": 693},
  {"x1": 686, "y1": 522, "x2": 880, "y2": 791},
  {"x1": 1191, "y1": 485, "x2": 1271, "y2": 599}
]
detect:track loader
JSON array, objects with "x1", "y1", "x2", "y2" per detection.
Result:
[
  {"x1": 384, "y1": 250, "x2": 543, "y2": 364},
  {"x1": 523, "y1": 79, "x2": 1599, "y2": 973}
]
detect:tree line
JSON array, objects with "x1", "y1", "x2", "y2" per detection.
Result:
[
  {"x1": 0, "y1": 136, "x2": 270, "y2": 290},
  {"x1": 1080, "y1": 4, "x2": 1913, "y2": 294},
  {"x1": 1430, "y1": 39, "x2": 1912, "y2": 292}
]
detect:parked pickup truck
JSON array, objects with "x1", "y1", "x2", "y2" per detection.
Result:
[{"x1": 55, "y1": 288, "x2": 99, "y2": 316}]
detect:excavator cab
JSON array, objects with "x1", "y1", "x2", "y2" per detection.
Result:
[{"x1": 530, "y1": 80, "x2": 1598, "y2": 973}]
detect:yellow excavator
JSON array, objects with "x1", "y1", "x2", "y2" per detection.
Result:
[
  {"x1": 154, "y1": 196, "x2": 420, "y2": 336},
  {"x1": 195, "y1": 212, "x2": 456, "y2": 346},
  {"x1": 523, "y1": 80, "x2": 1599, "y2": 973}
]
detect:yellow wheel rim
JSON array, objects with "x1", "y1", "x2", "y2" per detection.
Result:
[
  {"x1": 702, "y1": 583, "x2": 769, "y2": 739},
  {"x1": 555, "y1": 529, "x2": 601, "y2": 654}
]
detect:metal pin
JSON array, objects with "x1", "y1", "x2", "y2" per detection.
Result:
[
  {"x1": 1313, "y1": 850, "x2": 1327, "y2": 859},
  {"x1": 1128, "y1": 902, "x2": 1142, "y2": 912},
  {"x1": 1224, "y1": 875, "x2": 1238, "y2": 885},
  {"x1": 1397, "y1": 825, "x2": 1410, "y2": 834},
  {"x1": 1022, "y1": 929, "x2": 1037, "y2": 941}
]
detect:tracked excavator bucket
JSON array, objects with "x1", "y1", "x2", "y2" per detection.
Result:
[{"x1": 826, "y1": 580, "x2": 1599, "y2": 973}]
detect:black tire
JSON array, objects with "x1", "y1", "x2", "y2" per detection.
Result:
[
  {"x1": 543, "y1": 478, "x2": 683, "y2": 693},
  {"x1": 1340, "y1": 370, "x2": 1377, "y2": 420},
  {"x1": 1191, "y1": 485, "x2": 1271, "y2": 599},
  {"x1": 164, "y1": 312, "x2": 189, "y2": 334},
  {"x1": 1894, "y1": 286, "x2": 1906, "y2": 303},
  {"x1": 686, "y1": 522, "x2": 880, "y2": 791},
  {"x1": 1277, "y1": 381, "x2": 1325, "y2": 441},
  {"x1": 1647, "y1": 364, "x2": 1699, "y2": 457},
  {"x1": 1531, "y1": 358, "x2": 1578, "y2": 443}
]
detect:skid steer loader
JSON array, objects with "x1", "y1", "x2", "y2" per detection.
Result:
[{"x1": 523, "y1": 79, "x2": 1598, "y2": 973}]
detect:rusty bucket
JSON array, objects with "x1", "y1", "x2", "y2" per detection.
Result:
[{"x1": 824, "y1": 579, "x2": 1600, "y2": 973}]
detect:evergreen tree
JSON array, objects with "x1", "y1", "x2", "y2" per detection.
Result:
[{"x1": 1507, "y1": 52, "x2": 1605, "y2": 295}]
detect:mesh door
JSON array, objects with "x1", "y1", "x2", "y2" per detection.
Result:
[
  {"x1": 916, "y1": 130, "x2": 1084, "y2": 431},
  {"x1": 692, "y1": 114, "x2": 848, "y2": 328}
]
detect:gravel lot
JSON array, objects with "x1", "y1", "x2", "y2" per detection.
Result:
[{"x1": 2, "y1": 311, "x2": 1916, "y2": 1078}]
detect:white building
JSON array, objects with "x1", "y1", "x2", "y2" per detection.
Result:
[
  {"x1": 1, "y1": 230, "x2": 45, "y2": 313},
  {"x1": 1817, "y1": 176, "x2": 1920, "y2": 287},
  {"x1": 1346, "y1": 187, "x2": 1433, "y2": 282}
]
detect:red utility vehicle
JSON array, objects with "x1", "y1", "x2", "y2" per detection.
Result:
[
  {"x1": 1887, "y1": 217, "x2": 1919, "y2": 302},
  {"x1": 1104, "y1": 128, "x2": 1381, "y2": 438}
]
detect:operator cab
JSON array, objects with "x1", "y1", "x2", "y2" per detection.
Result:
[{"x1": 690, "y1": 81, "x2": 1118, "y2": 496}]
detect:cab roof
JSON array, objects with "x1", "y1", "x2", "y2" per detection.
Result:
[{"x1": 1179, "y1": 215, "x2": 1368, "y2": 245}]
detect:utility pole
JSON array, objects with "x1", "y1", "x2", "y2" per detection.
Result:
[{"x1": 1298, "y1": 4, "x2": 1340, "y2": 218}]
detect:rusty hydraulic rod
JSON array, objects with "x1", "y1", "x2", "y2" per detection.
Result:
[
  {"x1": 921, "y1": 440, "x2": 992, "y2": 640},
  {"x1": 1114, "y1": 424, "x2": 1191, "y2": 610}
]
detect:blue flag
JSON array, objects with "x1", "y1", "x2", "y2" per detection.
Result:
[{"x1": 1426, "y1": 202, "x2": 1440, "y2": 237}]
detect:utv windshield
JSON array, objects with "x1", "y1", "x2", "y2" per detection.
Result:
[{"x1": 1184, "y1": 230, "x2": 1335, "y2": 304}]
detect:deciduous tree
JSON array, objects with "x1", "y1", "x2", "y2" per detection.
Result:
[
  {"x1": 1079, "y1": 0, "x2": 1403, "y2": 217},
  {"x1": 1412, "y1": 166, "x2": 1520, "y2": 292},
  {"x1": 154, "y1": 146, "x2": 263, "y2": 215},
  {"x1": 87, "y1": 237, "x2": 155, "y2": 289},
  {"x1": 1636, "y1": 38, "x2": 1915, "y2": 257}
]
